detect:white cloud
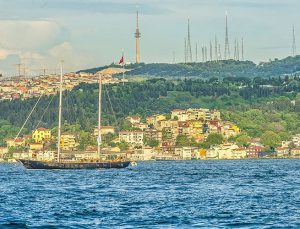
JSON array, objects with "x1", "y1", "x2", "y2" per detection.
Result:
[{"x1": 0, "y1": 20, "x2": 62, "y2": 51}]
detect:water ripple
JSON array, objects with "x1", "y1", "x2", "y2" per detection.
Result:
[{"x1": 0, "y1": 160, "x2": 300, "y2": 228}]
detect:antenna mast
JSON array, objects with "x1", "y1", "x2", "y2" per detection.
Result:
[
  {"x1": 292, "y1": 26, "x2": 297, "y2": 57},
  {"x1": 224, "y1": 12, "x2": 230, "y2": 59},
  {"x1": 187, "y1": 18, "x2": 192, "y2": 62}
]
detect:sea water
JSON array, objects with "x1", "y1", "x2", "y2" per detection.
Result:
[{"x1": 0, "y1": 160, "x2": 300, "y2": 228}]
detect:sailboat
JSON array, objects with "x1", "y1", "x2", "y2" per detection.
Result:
[{"x1": 19, "y1": 61, "x2": 131, "y2": 169}]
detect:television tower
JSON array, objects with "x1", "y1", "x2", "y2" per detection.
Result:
[
  {"x1": 292, "y1": 26, "x2": 296, "y2": 57},
  {"x1": 224, "y1": 12, "x2": 230, "y2": 59},
  {"x1": 135, "y1": 8, "x2": 141, "y2": 64},
  {"x1": 187, "y1": 18, "x2": 192, "y2": 62}
]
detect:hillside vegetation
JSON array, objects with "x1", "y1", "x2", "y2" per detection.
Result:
[
  {"x1": 80, "y1": 56, "x2": 300, "y2": 79},
  {"x1": 1, "y1": 75, "x2": 300, "y2": 146}
]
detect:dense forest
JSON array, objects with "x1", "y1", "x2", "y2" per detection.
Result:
[
  {"x1": 80, "y1": 56, "x2": 300, "y2": 79},
  {"x1": 1, "y1": 75, "x2": 300, "y2": 146}
]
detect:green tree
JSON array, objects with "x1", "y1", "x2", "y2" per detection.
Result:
[
  {"x1": 205, "y1": 133, "x2": 224, "y2": 146},
  {"x1": 143, "y1": 137, "x2": 159, "y2": 148},
  {"x1": 176, "y1": 135, "x2": 190, "y2": 147},
  {"x1": 235, "y1": 134, "x2": 250, "y2": 147},
  {"x1": 261, "y1": 131, "x2": 281, "y2": 150},
  {"x1": 119, "y1": 140, "x2": 129, "y2": 151}
]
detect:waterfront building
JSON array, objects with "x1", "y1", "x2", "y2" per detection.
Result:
[
  {"x1": 61, "y1": 134, "x2": 79, "y2": 151},
  {"x1": 291, "y1": 148, "x2": 300, "y2": 157},
  {"x1": 232, "y1": 148, "x2": 248, "y2": 159},
  {"x1": 175, "y1": 147, "x2": 199, "y2": 160},
  {"x1": 36, "y1": 151, "x2": 56, "y2": 161},
  {"x1": 29, "y1": 143, "x2": 44, "y2": 151},
  {"x1": 247, "y1": 146, "x2": 263, "y2": 158},
  {"x1": 276, "y1": 147, "x2": 290, "y2": 158},
  {"x1": 131, "y1": 147, "x2": 156, "y2": 161},
  {"x1": 0, "y1": 147, "x2": 8, "y2": 159}
]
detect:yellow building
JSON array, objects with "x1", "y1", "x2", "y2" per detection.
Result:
[
  {"x1": 32, "y1": 128, "x2": 51, "y2": 143},
  {"x1": 61, "y1": 134, "x2": 79, "y2": 151},
  {"x1": 5, "y1": 137, "x2": 26, "y2": 148},
  {"x1": 29, "y1": 143, "x2": 44, "y2": 151}
]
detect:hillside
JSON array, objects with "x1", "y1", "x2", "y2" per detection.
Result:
[
  {"x1": 1, "y1": 76, "x2": 300, "y2": 146},
  {"x1": 80, "y1": 56, "x2": 300, "y2": 79}
]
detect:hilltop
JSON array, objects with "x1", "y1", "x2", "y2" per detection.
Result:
[{"x1": 79, "y1": 56, "x2": 300, "y2": 79}]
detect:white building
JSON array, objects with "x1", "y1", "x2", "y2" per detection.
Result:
[
  {"x1": 292, "y1": 134, "x2": 300, "y2": 147},
  {"x1": 119, "y1": 130, "x2": 144, "y2": 146},
  {"x1": 131, "y1": 147, "x2": 156, "y2": 161}
]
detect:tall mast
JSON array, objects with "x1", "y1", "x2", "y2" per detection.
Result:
[
  {"x1": 224, "y1": 12, "x2": 230, "y2": 60},
  {"x1": 292, "y1": 25, "x2": 296, "y2": 57},
  {"x1": 242, "y1": 38, "x2": 244, "y2": 61},
  {"x1": 187, "y1": 18, "x2": 192, "y2": 62},
  {"x1": 97, "y1": 73, "x2": 102, "y2": 159},
  {"x1": 210, "y1": 40, "x2": 213, "y2": 61},
  {"x1": 57, "y1": 60, "x2": 64, "y2": 162},
  {"x1": 215, "y1": 35, "x2": 218, "y2": 61}
]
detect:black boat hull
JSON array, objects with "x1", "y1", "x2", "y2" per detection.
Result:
[{"x1": 18, "y1": 159, "x2": 131, "y2": 169}]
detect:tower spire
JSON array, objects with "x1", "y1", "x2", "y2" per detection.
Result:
[
  {"x1": 135, "y1": 7, "x2": 141, "y2": 64},
  {"x1": 187, "y1": 18, "x2": 192, "y2": 62},
  {"x1": 224, "y1": 12, "x2": 230, "y2": 60},
  {"x1": 292, "y1": 25, "x2": 296, "y2": 57}
]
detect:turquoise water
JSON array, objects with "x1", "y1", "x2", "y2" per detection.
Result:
[{"x1": 0, "y1": 160, "x2": 300, "y2": 228}]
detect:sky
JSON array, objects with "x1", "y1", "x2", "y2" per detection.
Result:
[{"x1": 0, "y1": 0, "x2": 299, "y2": 75}]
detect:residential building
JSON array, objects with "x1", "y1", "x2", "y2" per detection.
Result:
[
  {"x1": 36, "y1": 151, "x2": 56, "y2": 161},
  {"x1": 292, "y1": 134, "x2": 300, "y2": 147},
  {"x1": 32, "y1": 128, "x2": 51, "y2": 143},
  {"x1": 61, "y1": 134, "x2": 79, "y2": 151},
  {"x1": 232, "y1": 148, "x2": 247, "y2": 159},
  {"x1": 5, "y1": 137, "x2": 26, "y2": 148},
  {"x1": 291, "y1": 148, "x2": 300, "y2": 157},
  {"x1": 276, "y1": 147, "x2": 290, "y2": 158},
  {"x1": 119, "y1": 130, "x2": 144, "y2": 146},
  {"x1": 29, "y1": 143, "x2": 44, "y2": 151},
  {"x1": 126, "y1": 116, "x2": 141, "y2": 125},
  {"x1": 93, "y1": 126, "x2": 115, "y2": 136}
]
